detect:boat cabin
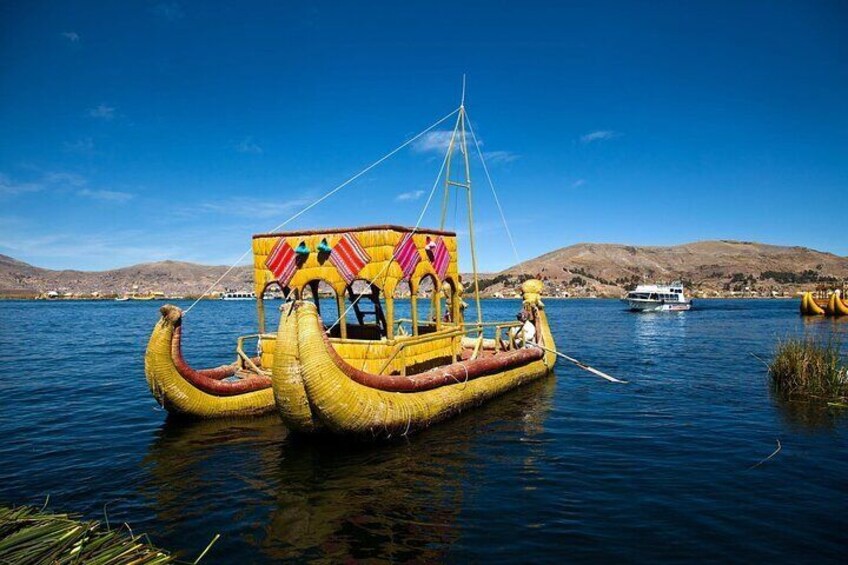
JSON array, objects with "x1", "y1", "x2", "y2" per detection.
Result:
[{"x1": 249, "y1": 225, "x2": 472, "y2": 374}]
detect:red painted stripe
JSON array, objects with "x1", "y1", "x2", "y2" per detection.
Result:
[{"x1": 267, "y1": 240, "x2": 295, "y2": 279}]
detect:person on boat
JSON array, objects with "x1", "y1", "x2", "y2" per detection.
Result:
[
  {"x1": 442, "y1": 280, "x2": 468, "y2": 323},
  {"x1": 511, "y1": 310, "x2": 536, "y2": 348}
]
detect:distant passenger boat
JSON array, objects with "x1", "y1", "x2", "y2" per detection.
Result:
[
  {"x1": 221, "y1": 291, "x2": 256, "y2": 300},
  {"x1": 623, "y1": 283, "x2": 691, "y2": 312}
]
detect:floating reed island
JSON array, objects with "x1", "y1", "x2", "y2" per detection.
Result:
[
  {"x1": 768, "y1": 337, "x2": 848, "y2": 404},
  {"x1": 0, "y1": 505, "x2": 176, "y2": 564}
]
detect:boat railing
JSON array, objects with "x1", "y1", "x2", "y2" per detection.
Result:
[
  {"x1": 458, "y1": 321, "x2": 524, "y2": 357},
  {"x1": 235, "y1": 333, "x2": 275, "y2": 374},
  {"x1": 376, "y1": 327, "x2": 466, "y2": 376},
  {"x1": 375, "y1": 320, "x2": 525, "y2": 376}
]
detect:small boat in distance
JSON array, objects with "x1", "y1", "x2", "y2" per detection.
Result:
[
  {"x1": 623, "y1": 282, "x2": 691, "y2": 312},
  {"x1": 221, "y1": 291, "x2": 256, "y2": 301}
]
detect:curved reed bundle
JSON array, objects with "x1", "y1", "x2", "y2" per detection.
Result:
[
  {"x1": 800, "y1": 292, "x2": 826, "y2": 315},
  {"x1": 271, "y1": 302, "x2": 323, "y2": 432},
  {"x1": 825, "y1": 293, "x2": 848, "y2": 316},
  {"x1": 145, "y1": 305, "x2": 275, "y2": 418},
  {"x1": 272, "y1": 279, "x2": 557, "y2": 438}
]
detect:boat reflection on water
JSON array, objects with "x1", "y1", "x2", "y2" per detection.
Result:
[
  {"x1": 140, "y1": 375, "x2": 556, "y2": 561},
  {"x1": 632, "y1": 310, "x2": 688, "y2": 358}
]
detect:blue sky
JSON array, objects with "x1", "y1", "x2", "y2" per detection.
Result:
[{"x1": 1, "y1": 1, "x2": 846, "y2": 272}]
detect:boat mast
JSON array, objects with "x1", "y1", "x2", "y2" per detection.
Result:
[{"x1": 440, "y1": 76, "x2": 483, "y2": 327}]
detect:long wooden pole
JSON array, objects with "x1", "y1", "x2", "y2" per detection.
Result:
[
  {"x1": 533, "y1": 344, "x2": 628, "y2": 384},
  {"x1": 460, "y1": 107, "x2": 483, "y2": 328},
  {"x1": 439, "y1": 112, "x2": 463, "y2": 230}
]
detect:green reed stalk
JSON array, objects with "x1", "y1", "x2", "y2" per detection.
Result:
[
  {"x1": 0, "y1": 505, "x2": 174, "y2": 564},
  {"x1": 769, "y1": 337, "x2": 848, "y2": 402}
]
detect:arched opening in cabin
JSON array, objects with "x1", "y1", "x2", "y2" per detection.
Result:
[
  {"x1": 257, "y1": 280, "x2": 291, "y2": 334},
  {"x1": 391, "y1": 279, "x2": 413, "y2": 338},
  {"x1": 300, "y1": 279, "x2": 340, "y2": 331},
  {"x1": 342, "y1": 279, "x2": 387, "y2": 341},
  {"x1": 415, "y1": 274, "x2": 441, "y2": 335}
]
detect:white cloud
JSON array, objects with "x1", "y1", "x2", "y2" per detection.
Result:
[
  {"x1": 0, "y1": 173, "x2": 43, "y2": 196},
  {"x1": 64, "y1": 138, "x2": 95, "y2": 155},
  {"x1": 44, "y1": 172, "x2": 87, "y2": 187},
  {"x1": 78, "y1": 189, "x2": 134, "y2": 203},
  {"x1": 415, "y1": 130, "x2": 517, "y2": 166},
  {"x1": 395, "y1": 189, "x2": 425, "y2": 202},
  {"x1": 198, "y1": 197, "x2": 311, "y2": 219},
  {"x1": 61, "y1": 32, "x2": 80, "y2": 42},
  {"x1": 580, "y1": 130, "x2": 622, "y2": 144},
  {"x1": 153, "y1": 2, "x2": 184, "y2": 21},
  {"x1": 571, "y1": 179, "x2": 586, "y2": 188},
  {"x1": 236, "y1": 137, "x2": 263, "y2": 154},
  {"x1": 0, "y1": 229, "x2": 186, "y2": 269},
  {"x1": 483, "y1": 150, "x2": 519, "y2": 164},
  {"x1": 88, "y1": 104, "x2": 115, "y2": 120},
  {"x1": 2, "y1": 170, "x2": 134, "y2": 204},
  {"x1": 412, "y1": 130, "x2": 458, "y2": 154}
]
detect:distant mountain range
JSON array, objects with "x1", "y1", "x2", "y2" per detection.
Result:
[
  {"x1": 2, "y1": 240, "x2": 847, "y2": 298},
  {"x1": 490, "y1": 240, "x2": 848, "y2": 297},
  {"x1": 0, "y1": 254, "x2": 252, "y2": 298}
]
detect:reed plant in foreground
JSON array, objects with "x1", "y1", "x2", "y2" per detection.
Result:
[
  {"x1": 769, "y1": 337, "x2": 848, "y2": 402},
  {"x1": 0, "y1": 505, "x2": 173, "y2": 564}
]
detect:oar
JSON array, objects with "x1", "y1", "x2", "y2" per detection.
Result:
[{"x1": 533, "y1": 344, "x2": 628, "y2": 384}]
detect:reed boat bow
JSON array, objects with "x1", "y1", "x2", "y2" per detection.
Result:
[
  {"x1": 145, "y1": 305, "x2": 275, "y2": 417},
  {"x1": 272, "y1": 279, "x2": 557, "y2": 438}
]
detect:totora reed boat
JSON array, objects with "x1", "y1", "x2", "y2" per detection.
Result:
[
  {"x1": 145, "y1": 94, "x2": 559, "y2": 431},
  {"x1": 800, "y1": 290, "x2": 848, "y2": 316}
]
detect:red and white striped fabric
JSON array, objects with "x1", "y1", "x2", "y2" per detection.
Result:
[
  {"x1": 329, "y1": 233, "x2": 370, "y2": 283},
  {"x1": 429, "y1": 236, "x2": 450, "y2": 279},
  {"x1": 393, "y1": 233, "x2": 421, "y2": 279},
  {"x1": 265, "y1": 238, "x2": 297, "y2": 285}
]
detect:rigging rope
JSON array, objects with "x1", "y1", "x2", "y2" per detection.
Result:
[
  {"x1": 183, "y1": 107, "x2": 460, "y2": 315},
  {"x1": 465, "y1": 112, "x2": 525, "y2": 276}
]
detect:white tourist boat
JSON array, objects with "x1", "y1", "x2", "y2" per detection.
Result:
[
  {"x1": 221, "y1": 291, "x2": 256, "y2": 301},
  {"x1": 623, "y1": 283, "x2": 691, "y2": 312}
]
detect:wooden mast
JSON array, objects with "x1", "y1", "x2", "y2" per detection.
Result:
[{"x1": 439, "y1": 77, "x2": 483, "y2": 333}]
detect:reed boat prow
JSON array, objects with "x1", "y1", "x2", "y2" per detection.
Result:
[
  {"x1": 145, "y1": 304, "x2": 275, "y2": 417},
  {"x1": 275, "y1": 278, "x2": 556, "y2": 438},
  {"x1": 271, "y1": 302, "x2": 323, "y2": 432}
]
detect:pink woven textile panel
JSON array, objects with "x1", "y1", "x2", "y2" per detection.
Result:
[
  {"x1": 393, "y1": 233, "x2": 421, "y2": 279},
  {"x1": 430, "y1": 237, "x2": 450, "y2": 279},
  {"x1": 329, "y1": 233, "x2": 370, "y2": 283}
]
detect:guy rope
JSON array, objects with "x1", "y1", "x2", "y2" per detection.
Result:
[{"x1": 181, "y1": 79, "x2": 627, "y2": 386}]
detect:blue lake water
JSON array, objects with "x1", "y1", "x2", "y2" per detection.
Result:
[{"x1": 1, "y1": 299, "x2": 846, "y2": 562}]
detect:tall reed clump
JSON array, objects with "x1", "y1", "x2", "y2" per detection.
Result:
[
  {"x1": 0, "y1": 505, "x2": 174, "y2": 564},
  {"x1": 768, "y1": 337, "x2": 848, "y2": 402}
]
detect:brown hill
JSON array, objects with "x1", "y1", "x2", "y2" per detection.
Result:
[
  {"x1": 3, "y1": 240, "x2": 847, "y2": 299},
  {"x1": 483, "y1": 240, "x2": 848, "y2": 297},
  {"x1": 0, "y1": 254, "x2": 252, "y2": 297}
]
